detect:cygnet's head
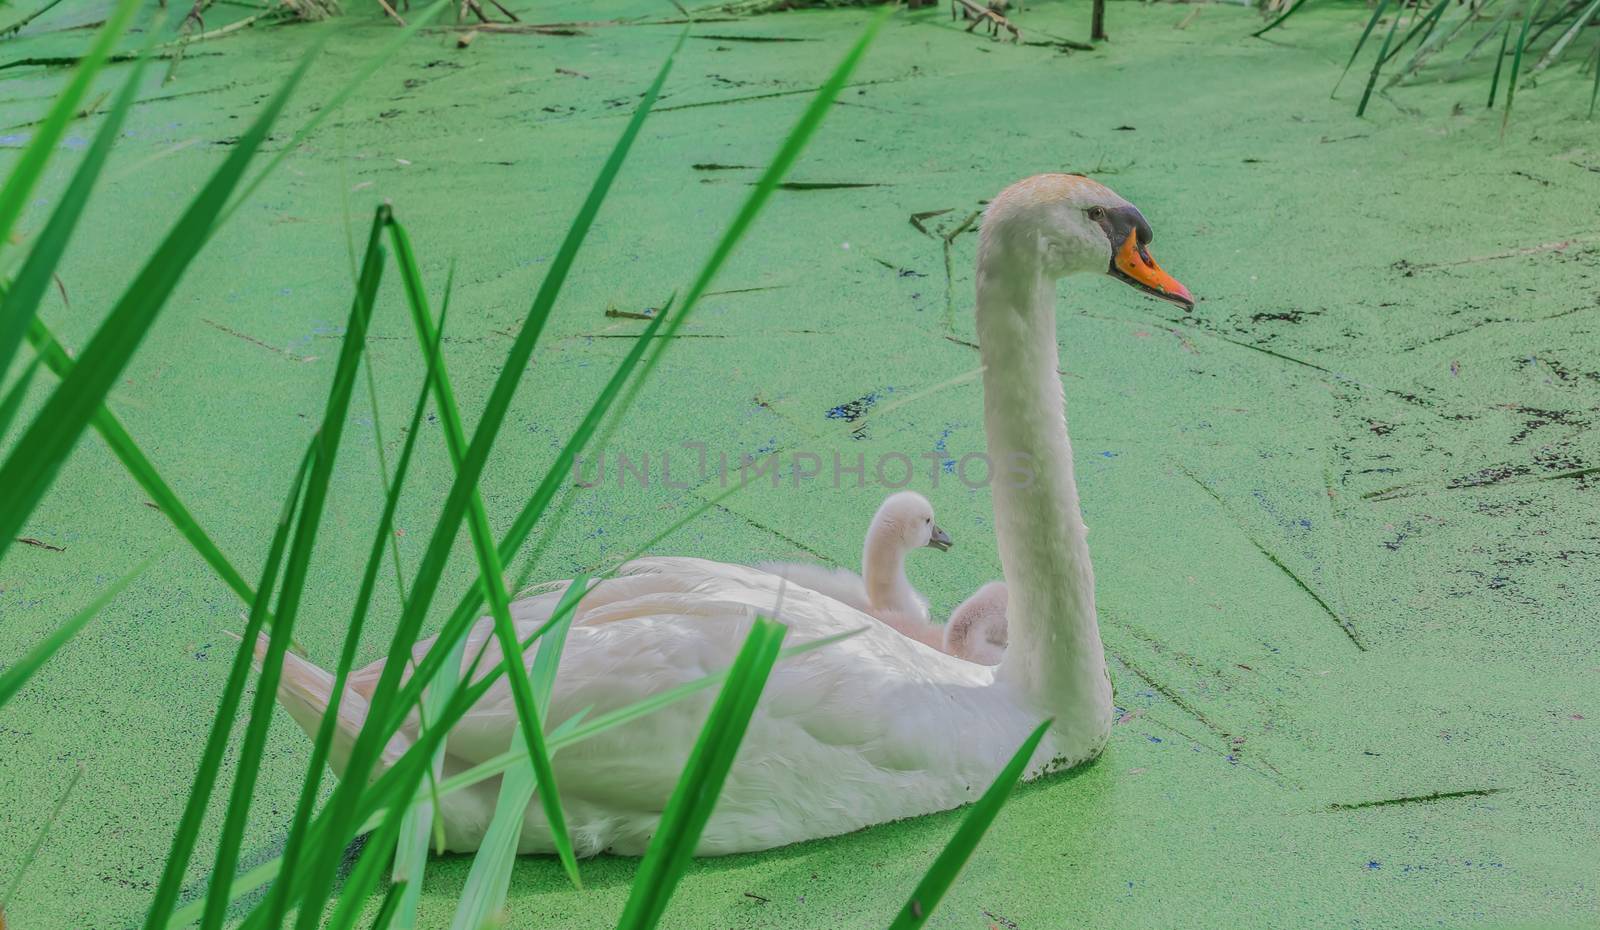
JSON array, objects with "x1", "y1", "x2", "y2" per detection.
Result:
[
  {"x1": 980, "y1": 173, "x2": 1193, "y2": 309},
  {"x1": 870, "y1": 491, "x2": 951, "y2": 553}
]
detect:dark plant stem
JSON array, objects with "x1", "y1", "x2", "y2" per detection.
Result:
[
  {"x1": 1489, "y1": 23, "x2": 1510, "y2": 106},
  {"x1": 1091, "y1": 0, "x2": 1107, "y2": 40}
]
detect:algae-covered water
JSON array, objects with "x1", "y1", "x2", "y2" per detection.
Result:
[{"x1": 1, "y1": 1, "x2": 1597, "y2": 927}]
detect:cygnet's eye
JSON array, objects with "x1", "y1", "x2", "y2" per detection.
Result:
[
  {"x1": 1086, "y1": 206, "x2": 1107, "y2": 222},
  {"x1": 924, "y1": 517, "x2": 931, "y2": 524}
]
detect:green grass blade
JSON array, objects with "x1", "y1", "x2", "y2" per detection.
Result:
[
  {"x1": 1489, "y1": 23, "x2": 1512, "y2": 106},
  {"x1": 616, "y1": 617, "x2": 788, "y2": 930},
  {"x1": 0, "y1": 0, "x2": 138, "y2": 261},
  {"x1": 1251, "y1": 0, "x2": 1314, "y2": 38},
  {"x1": 0, "y1": 552, "x2": 154, "y2": 709},
  {"x1": 379, "y1": 216, "x2": 583, "y2": 895},
  {"x1": 449, "y1": 577, "x2": 588, "y2": 930},
  {"x1": 0, "y1": 761, "x2": 82, "y2": 914},
  {"x1": 1357, "y1": 9, "x2": 1404, "y2": 116},
  {"x1": 368, "y1": 882, "x2": 409, "y2": 930},
  {"x1": 886, "y1": 718, "x2": 1054, "y2": 930},
  {"x1": 0, "y1": 354, "x2": 41, "y2": 443},
  {"x1": 326, "y1": 811, "x2": 408, "y2": 930},
  {"x1": 0, "y1": 46, "x2": 149, "y2": 382},
  {"x1": 1503, "y1": 0, "x2": 1548, "y2": 131},
  {"x1": 1334, "y1": 0, "x2": 1393, "y2": 97},
  {"x1": 0, "y1": 46, "x2": 314, "y2": 565},
  {"x1": 24, "y1": 317, "x2": 256, "y2": 608},
  {"x1": 141, "y1": 444, "x2": 314, "y2": 930},
  {"x1": 380, "y1": 243, "x2": 472, "y2": 929},
  {"x1": 613, "y1": 6, "x2": 891, "y2": 437},
  {"x1": 198, "y1": 211, "x2": 388, "y2": 930},
  {"x1": 296, "y1": 37, "x2": 686, "y2": 916}
]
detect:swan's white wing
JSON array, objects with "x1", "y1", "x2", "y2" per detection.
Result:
[
  {"x1": 432, "y1": 555, "x2": 1003, "y2": 764},
  {"x1": 752, "y1": 561, "x2": 871, "y2": 614}
]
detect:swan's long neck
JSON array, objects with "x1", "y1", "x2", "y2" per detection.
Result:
[
  {"x1": 862, "y1": 525, "x2": 922, "y2": 620},
  {"x1": 977, "y1": 242, "x2": 1112, "y2": 739}
]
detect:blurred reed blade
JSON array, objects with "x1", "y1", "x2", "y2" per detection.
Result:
[
  {"x1": 197, "y1": 211, "x2": 388, "y2": 930},
  {"x1": 615, "y1": 617, "x2": 789, "y2": 930},
  {"x1": 326, "y1": 810, "x2": 410, "y2": 930},
  {"x1": 0, "y1": 553, "x2": 154, "y2": 710},
  {"x1": 1356, "y1": 10, "x2": 1404, "y2": 116},
  {"x1": 263, "y1": 300, "x2": 449, "y2": 930},
  {"x1": 24, "y1": 318, "x2": 256, "y2": 609},
  {"x1": 0, "y1": 762, "x2": 82, "y2": 916},
  {"x1": 368, "y1": 882, "x2": 409, "y2": 930},
  {"x1": 886, "y1": 719, "x2": 1054, "y2": 930},
  {"x1": 0, "y1": 355, "x2": 41, "y2": 444},
  {"x1": 287, "y1": 32, "x2": 685, "y2": 923},
  {"x1": 1531, "y1": 0, "x2": 1600, "y2": 74},
  {"x1": 1382, "y1": 0, "x2": 1450, "y2": 71},
  {"x1": 1334, "y1": 0, "x2": 1393, "y2": 96},
  {"x1": 0, "y1": 46, "x2": 313, "y2": 566},
  {"x1": 0, "y1": 46, "x2": 149, "y2": 386},
  {"x1": 141, "y1": 444, "x2": 314, "y2": 930},
  {"x1": 1458, "y1": 0, "x2": 1520, "y2": 70},
  {"x1": 449, "y1": 578, "x2": 588, "y2": 930},
  {"x1": 0, "y1": 0, "x2": 138, "y2": 261},
  {"x1": 1395, "y1": 0, "x2": 1484, "y2": 83}
]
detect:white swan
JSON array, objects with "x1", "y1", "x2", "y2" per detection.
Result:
[
  {"x1": 945, "y1": 580, "x2": 1009, "y2": 665},
  {"x1": 757, "y1": 490, "x2": 951, "y2": 651},
  {"x1": 269, "y1": 173, "x2": 1193, "y2": 856}
]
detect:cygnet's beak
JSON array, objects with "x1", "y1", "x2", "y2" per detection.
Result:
[
  {"x1": 926, "y1": 524, "x2": 953, "y2": 551},
  {"x1": 1110, "y1": 230, "x2": 1194, "y2": 311}
]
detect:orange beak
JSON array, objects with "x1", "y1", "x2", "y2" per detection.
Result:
[{"x1": 1112, "y1": 232, "x2": 1194, "y2": 310}]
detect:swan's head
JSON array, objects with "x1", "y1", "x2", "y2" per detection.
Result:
[
  {"x1": 981, "y1": 173, "x2": 1193, "y2": 310},
  {"x1": 870, "y1": 491, "x2": 952, "y2": 553}
]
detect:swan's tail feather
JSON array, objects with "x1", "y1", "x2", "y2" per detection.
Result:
[{"x1": 246, "y1": 633, "x2": 413, "y2": 782}]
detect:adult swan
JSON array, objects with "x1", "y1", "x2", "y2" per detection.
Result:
[{"x1": 271, "y1": 174, "x2": 1194, "y2": 856}]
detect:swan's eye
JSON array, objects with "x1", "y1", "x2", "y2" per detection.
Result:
[{"x1": 1087, "y1": 206, "x2": 1106, "y2": 222}]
